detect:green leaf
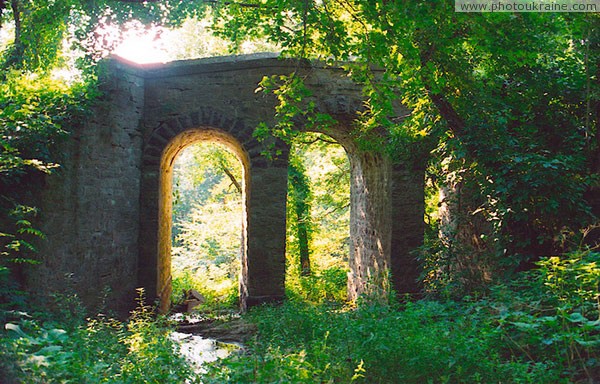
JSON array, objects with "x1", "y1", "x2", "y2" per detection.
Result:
[
  {"x1": 36, "y1": 345, "x2": 63, "y2": 355},
  {"x1": 566, "y1": 312, "x2": 587, "y2": 323},
  {"x1": 5, "y1": 323, "x2": 28, "y2": 338},
  {"x1": 510, "y1": 321, "x2": 539, "y2": 330},
  {"x1": 575, "y1": 339, "x2": 600, "y2": 347},
  {"x1": 48, "y1": 328, "x2": 68, "y2": 342}
]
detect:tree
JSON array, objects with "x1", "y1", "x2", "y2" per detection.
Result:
[
  {"x1": 171, "y1": 143, "x2": 243, "y2": 296},
  {"x1": 1, "y1": 0, "x2": 597, "y2": 295},
  {"x1": 288, "y1": 154, "x2": 313, "y2": 276},
  {"x1": 214, "y1": 0, "x2": 599, "y2": 279},
  {"x1": 0, "y1": 0, "x2": 214, "y2": 72},
  {"x1": 290, "y1": 132, "x2": 350, "y2": 273}
]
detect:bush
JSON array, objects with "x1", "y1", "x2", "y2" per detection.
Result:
[
  {"x1": 171, "y1": 268, "x2": 239, "y2": 313},
  {"x1": 286, "y1": 266, "x2": 348, "y2": 305},
  {"x1": 203, "y1": 299, "x2": 550, "y2": 383},
  {"x1": 493, "y1": 250, "x2": 600, "y2": 382},
  {"x1": 1, "y1": 70, "x2": 95, "y2": 309},
  {"x1": 203, "y1": 250, "x2": 600, "y2": 383},
  {"x1": 0, "y1": 291, "x2": 199, "y2": 383}
]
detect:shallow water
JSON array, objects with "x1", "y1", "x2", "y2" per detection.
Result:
[{"x1": 170, "y1": 331, "x2": 241, "y2": 373}]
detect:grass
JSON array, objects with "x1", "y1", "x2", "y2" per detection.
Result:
[
  {"x1": 1, "y1": 251, "x2": 598, "y2": 383},
  {"x1": 201, "y1": 250, "x2": 600, "y2": 383},
  {"x1": 201, "y1": 300, "x2": 558, "y2": 383},
  {"x1": 0, "y1": 290, "x2": 199, "y2": 383}
]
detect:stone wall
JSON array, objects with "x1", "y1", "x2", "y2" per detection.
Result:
[
  {"x1": 347, "y1": 150, "x2": 392, "y2": 301},
  {"x1": 390, "y1": 164, "x2": 425, "y2": 296},
  {"x1": 30, "y1": 60, "x2": 145, "y2": 314},
  {"x1": 25, "y1": 53, "x2": 426, "y2": 314}
]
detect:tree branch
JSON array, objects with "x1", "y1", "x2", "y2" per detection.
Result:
[
  {"x1": 221, "y1": 164, "x2": 242, "y2": 194},
  {"x1": 4, "y1": 0, "x2": 24, "y2": 69},
  {"x1": 315, "y1": 202, "x2": 350, "y2": 220},
  {"x1": 296, "y1": 136, "x2": 338, "y2": 145},
  {"x1": 416, "y1": 39, "x2": 467, "y2": 139},
  {"x1": 114, "y1": 0, "x2": 264, "y2": 7},
  {"x1": 202, "y1": 0, "x2": 264, "y2": 8}
]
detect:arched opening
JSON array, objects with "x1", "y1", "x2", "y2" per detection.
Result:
[
  {"x1": 170, "y1": 141, "x2": 243, "y2": 311},
  {"x1": 286, "y1": 132, "x2": 351, "y2": 303},
  {"x1": 157, "y1": 129, "x2": 249, "y2": 312}
]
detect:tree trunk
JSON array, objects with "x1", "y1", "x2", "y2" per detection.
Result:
[
  {"x1": 289, "y1": 161, "x2": 312, "y2": 276},
  {"x1": 4, "y1": 0, "x2": 24, "y2": 69},
  {"x1": 221, "y1": 164, "x2": 242, "y2": 194},
  {"x1": 296, "y1": 212, "x2": 311, "y2": 276}
]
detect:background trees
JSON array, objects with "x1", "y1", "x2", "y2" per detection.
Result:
[
  {"x1": 1, "y1": 0, "x2": 597, "y2": 297},
  {"x1": 285, "y1": 133, "x2": 350, "y2": 303},
  {"x1": 170, "y1": 143, "x2": 243, "y2": 305},
  {"x1": 1, "y1": 2, "x2": 599, "y2": 382},
  {"x1": 215, "y1": 0, "x2": 599, "y2": 291}
]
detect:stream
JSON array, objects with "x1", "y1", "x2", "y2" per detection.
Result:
[
  {"x1": 169, "y1": 313, "x2": 249, "y2": 374},
  {"x1": 170, "y1": 332, "x2": 241, "y2": 373}
]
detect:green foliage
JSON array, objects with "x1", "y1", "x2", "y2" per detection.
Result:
[
  {"x1": 203, "y1": 299, "x2": 532, "y2": 383},
  {"x1": 0, "y1": 4, "x2": 597, "y2": 382},
  {"x1": 172, "y1": 142, "x2": 242, "y2": 246},
  {"x1": 171, "y1": 269, "x2": 239, "y2": 313},
  {"x1": 172, "y1": 198, "x2": 242, "y2": 272},
  {"x1": 494, "y1": 250, "x2": 600, "y2": 382},
  {"x1": 254, "y1": 74, "x2": 337, "y2": 152},
  {"x1": 3, "y1": 251, "x2": 596, "y2": 383},
  {"x1": 172, "y1": 143, "x2": 241, "y2": 222},
  {"x1": 219, "y1": 0, "x2": 598, "y2": 276},
  {"x1": 286, "y1": 266, "x2": 348, "y2": 305},
  {"x1": 0, "y1": 71, "x2": 91, "y2": 183},
  {"x1": 285, "y1": 133, "x2": 350, "y2": 303},
  {"x1": 298, "y1": 136, "x2": 350, "y2": 268},
  {"x1": 0, "y1": 0, "x2": 214, "y2": 72},
  {"x1": 171, "y1": 143, "x2": 242, "y2": 311},
  {"x1": 0, "y1": 290, "x2": 199, "y2": 383},
  {"x1": 160, "y1": 13, "x2": 279, "y2": 61},
  {"x1": 1, "y1": 205, "x2": 43, "y2": 260},
  {"x1": 203, "y1": 249, "x2": 599, "y2": 383},
  {"x1": 288, "y1": 154, "x2": 314, "y2": 276},
  {"x1": 0, "y1": 205, "x2": 42, "y2": 311},
  {"x1": 0, "y1": 70, "x2": 95, "y2": 305},
  {"x1": 0, "y1": 0, "x2": 70, "y2": 71}
]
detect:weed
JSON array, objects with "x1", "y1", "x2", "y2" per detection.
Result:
[{"x1": 0, "y1": 290, "x2": 199, "y2": 383}]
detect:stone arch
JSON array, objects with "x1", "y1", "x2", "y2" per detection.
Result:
[
  {"x1": 138, "y1": 107, "x2": 288, "y2": 312},
  {"x1": 158, "y1": 129, "x2": 249, "y2": 313},
  {"x1": 141, "y1": 107, "x2": 260, "y2": 168},
  {"x1": 298, "y1": 122, "x2": 393, "y2": 301},
  {"x1": 24, "y1": 55, "x2": 425, "y2": 316}
]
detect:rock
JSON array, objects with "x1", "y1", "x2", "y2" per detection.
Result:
[
  {"x1": 184, "y1": 289, "x2": 205, "y2": 312},
  {"x1": 176, "y1": 318, "x2": 256, "y2": 343}
]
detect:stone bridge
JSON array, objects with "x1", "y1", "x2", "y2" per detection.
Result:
[{"x1": 29, "y1": 53, "x2": 424, "y2": 314}]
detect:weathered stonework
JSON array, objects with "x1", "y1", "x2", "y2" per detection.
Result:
[{"x1": 27, "y1": 53, "x2": 426, "y2": 314}]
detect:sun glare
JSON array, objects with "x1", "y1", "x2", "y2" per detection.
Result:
[{"x1": 114, "y1": 26, "x2": 171, "y2": 64}]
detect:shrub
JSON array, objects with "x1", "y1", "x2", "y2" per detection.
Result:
[
  {"x1": 494, "y1": 250, "x2": 600, "y2": 382},
  {"x1": 286, "y1": 266, "x2": 348, "y2": 305},
  {"x1": 203, "y1": 299, "x2": 556, "y2": 383},
  {"x1": 0, "y1": 291, "x2": 199, "y2": 383},
  {"x1": 204, "y1": 248, "x2": 600, "y2": 383},
  {"x1": 171, "y1": 268, "x2": 239, "y2": 313}
]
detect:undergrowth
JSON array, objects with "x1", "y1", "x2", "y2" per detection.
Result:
[
  {"x1": 1, "y1": 250, "x2": 598, "y2": 383},
  {"x1": 202, "y1": 249, "x2": 600, "y2": 383},
  {"x1": 0, "y1": 290, "x2": 199, "y2": 383},
  {"x1": 171, "y1": 269, "x2": 239, "y2": 313}
]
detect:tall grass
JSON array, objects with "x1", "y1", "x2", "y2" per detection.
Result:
[
  {"x1": 202, "y1": 250, "x2": 600, "y2": 383},
  {"x1": 0, "y1": 290, "x2": 199, "y2": 383},
  {"x1": 2, "y1": 251, "x2": 597, "y2": 383}
]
